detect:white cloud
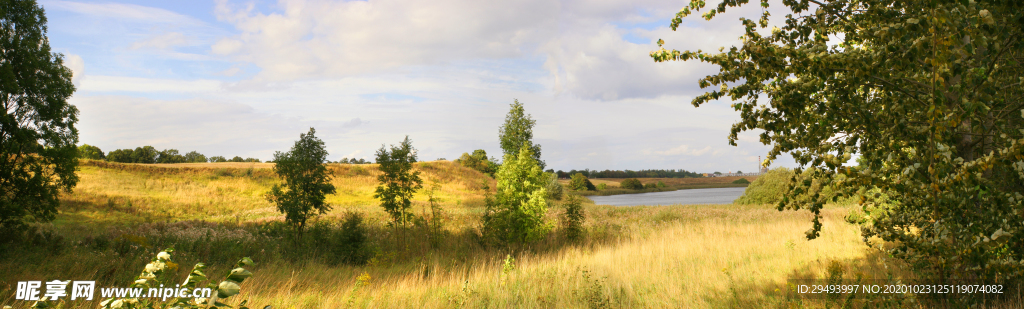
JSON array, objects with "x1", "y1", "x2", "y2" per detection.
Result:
[
  {"x1": 64, "y1": 53, "x2": 85, "y2": 86},
  {"x1": 42, "y1": 0, "x2": 202, "y2": 25},
  {"x1": 79, "y1": 76, "x2": 222, "y2": 93},
  {"x1": 211, "y1": 0, "x2": 560, "y2": 80},
  {"x1": 653, "y1": 145, "x2": 713, "y2": 156},
  {"x1": 130, "y1": 32, "x2": 191, "y2": 50}
]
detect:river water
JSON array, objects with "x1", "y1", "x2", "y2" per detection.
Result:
[{"x1": 586, "y1": 187, "x2": 747, "y2": 206}]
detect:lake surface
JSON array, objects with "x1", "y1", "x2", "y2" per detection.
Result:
[{"x1": 586, "y1": 187, "x2": 747, "y2": 206}]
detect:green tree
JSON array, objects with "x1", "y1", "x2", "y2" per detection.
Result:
[
  {"x1": 132, "y1": 146, "x2": 158, "y2": 163},
  {"x1": 499, "y1": 99, "x2": 544, "y2": 169},
  {"x1": 266, "y1": 128, "x2": 336, "y2": 235},
  {"x1": 209, "y1": 156, "x2": 227, "y2": 163},
  {"x1": 374, "y1": 136, "x2": 423, "y2": 227},
  {"x1": 568, "y1": 173, "x2": 596, "y2": 191},
  {"x1": 78, "y1": 144, "x2": 104, "y2": 160},
  {"x1": 0, "y1": 0, "x2": 79, "y2": 231},
  {"x1": 183, "y1": 151, "x2": 207, "y2": 163},
  {"x1": 157, "y1": 149, "x2": 185, "y2": 163},
  {"x1": 229, "y1": 156, "x2": 244, "y2": 162},
  {"x1": 454, "y1": 149, "x2": 498, "y2": 176},
  {"x1": 106, "y1": 149, "x2": 134, "y2": 163},
  {"x1": 481, "y1": 147, "x2": 551, "y2": 246},
  {"x1": 559, "y1": 194, "x2": 586, "y2": 242},
  {"x1": 653, "y1": 0, "x2": 1024, "y2": 282}
]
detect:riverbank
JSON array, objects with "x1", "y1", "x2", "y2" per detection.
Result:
[{"x1": 564, "y1": 176, "x2": 757, "y2": 197}]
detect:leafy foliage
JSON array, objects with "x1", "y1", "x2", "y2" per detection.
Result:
[
  {"x1": 0, "y1": 0, "x2": 79, "y2": 232},
  {"x1": 560, "y1": 194, "x2": 586, "y2": 242},
  {"x1": 620, "y1": 178, "x2": 643, "y2": 190},
  {"x1": 454, "y1": 149, "x2": 498, "y2": 176},
  {"x1": 91, "y1": 249, "x2": 255, "y2": 309},
  {"x1": 499, "y1": 99, "x2": 544, "y2": 170},
  {"x1": 731, "y1": 178, "x2": 750, "y2": 184},
  {"x1": 184, "y1": 151, "x2": 208, "y2": 163},
  {"x1": 481, "y1": 147, "x2": 551, "y2": 246},
  {"x1": 568, "y1": 173, "x2": 596, "y2": 191},
  {"x1": 156, "y1": 149, "x2": 185, "y2": 164},
  {"x1": 374, "y1": 136, "x2": 423, "y2": 227},
  {"x1": 78, "y1": 144, "x2": 104, "y2": 160},
  {"x1": 330, "y1": 212, "x2": 371, "y2": 265},
  {"x1": 266, "y1": 128, "x2": 336, "y2": 235},
  {"x1": 653, "y1": 0, "x2": 1024, "y2": 282},
  {"x1": 209, "y1": 156, "x2": 227, "y2": 163},
  {"x1": 544, "y1": 172, "x2": 564, "y2": 200}
]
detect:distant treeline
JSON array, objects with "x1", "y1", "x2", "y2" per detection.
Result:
[
  {"x1": 553, "y1": 169, "x2": 703, "y2": 179},
  {"x1": 78, "y1": 144, "x2": 260, "y2": 164}
]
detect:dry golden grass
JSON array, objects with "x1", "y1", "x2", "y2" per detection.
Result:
[
  {"x1": 235, "y1": 205, "x2": 882, "y2": 308},
  {"x1": 4, "y1": 163, "x2": 1019, "y2": 308}
]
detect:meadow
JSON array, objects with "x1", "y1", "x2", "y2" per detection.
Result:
[{"x1": 1, "y1": 161, "x2": 1021, "y2": 308}]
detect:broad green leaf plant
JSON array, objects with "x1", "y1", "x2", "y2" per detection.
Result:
[{"x1": 653, "y1": 0, "x2": 1023, "y2": 283}]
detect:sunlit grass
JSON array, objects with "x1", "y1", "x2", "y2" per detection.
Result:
[{"x1": 3, "y1": 162, "x2": 1020, "y2": 308}]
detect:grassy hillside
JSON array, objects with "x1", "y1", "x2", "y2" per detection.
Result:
[
  {"x1": 59, "y1": 160, "x2": 495, "y2": 228},
  {"x1": 2, "y1": 162, "x2": 1019, "y2": 308}
]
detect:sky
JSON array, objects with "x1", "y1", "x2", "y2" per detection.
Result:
[{"x1": 42, "y1": 0, "x2": 802, "y2": 173}]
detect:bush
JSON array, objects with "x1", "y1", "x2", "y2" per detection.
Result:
[
  {"x1": 620, "y1": 178, "x2": 643, "y2": 190},
  {"x1": 734, "y1": 168, "x2": 793, "y2": 205},
  {"x1": 331, "y1": 212, "x2": 371, "y2": 265},
  {"x1": 454, "y1": 149, "x2": 498, "y2": 177},
  {"x1": 732, "y1": 178, "x2": 750, "y2": 184},
  {"x1": 544, "y1": 172, "x2": 564, "y2": 200},
  {"x1": 560, "y1": 195, "x2": 586, "y2": 242},
  {"x1": 656, "y1": 181, "x2": 666, "y2": 188},
  {"x1": 644, "y1": 183, "x2": 656, "y2": 189},
  {"x1": 481, "y1": 147, "x2": 551, "y2": 246},
  {"x1": 597, "y1": 183, "x2": 607, "y2": 190},
  {"x1": 568, "y1": 173, "x2": 596, "y2": 191}
]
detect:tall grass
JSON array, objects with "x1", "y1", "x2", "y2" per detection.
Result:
[{"x1": 2, "y1": 162, "x2": 1020, "y2": 308}]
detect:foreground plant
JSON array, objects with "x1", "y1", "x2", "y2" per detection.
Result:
[
  {"x1": 97, "y1": 248, "x2": 256, "y2": 309},
  {"x1": 653, "y1": 0, "x2": 1023, "y2": 283}
]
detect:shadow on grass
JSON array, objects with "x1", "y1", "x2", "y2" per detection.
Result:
[{"x1": 705, "y1": 248, "x2": 1024, "y2": 309}]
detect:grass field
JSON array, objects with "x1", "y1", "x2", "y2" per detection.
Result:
[{"x1": 1, "y1": 162, "x2": 1020, "y2": 308}]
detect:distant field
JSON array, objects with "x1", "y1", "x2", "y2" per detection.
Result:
[{"x1": 585, "y1": 176, "x2": 759, "y2": 188}]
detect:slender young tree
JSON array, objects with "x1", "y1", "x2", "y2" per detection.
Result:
[
  {"x1": 481, "y1": 146, "x2": 551, "y2": 246},
  {"x1": 266, "y1": 128, "x2": 335, "y2": 236},
  {"x1": 374, "y1": 136, "x2": 423, "y2": 227},
  {"x1": 1, "y1": 0, "x2": 80, "y2": 232},
  {"x1": 499, "y1": 99, "x2": 544, "y2": 169}
]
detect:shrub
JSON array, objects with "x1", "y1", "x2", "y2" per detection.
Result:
[
  {"x1": 656, "y1": 181, "x2": 666, "y2": 188},
  {"x1": 734, "y1": 168, "x2": 794, "y2": 205},
  {"x1": 620, "y1": 178, "x2": 643, "y2": 190},
  {"x1": 454, "y1": 149, "x2": 498, "y2": 176},
  {"x1": 732, "y1": 178, "x2": 750, "y2": 184},
  {"x1": 544, "y1": 172, "x2": 564, "y2": 200},
  {"x1": 481, "y1": 147, "x2": 551, "y2": 246},
  {"x1": 560, "y1": 195, "x2": 586, "y2": 242},
  {"x1": 644, "y1": 183, "x2": 656, "y2": 189},
  {"x1": 597, "y1": 183, "x2": 607, "y2": 190},
  {"x1": 331, "y1": 212, "x2": 371, "y2": 265},
  {"x1": 568, "y1": 173, "x2": 596, "y2": 191}
]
